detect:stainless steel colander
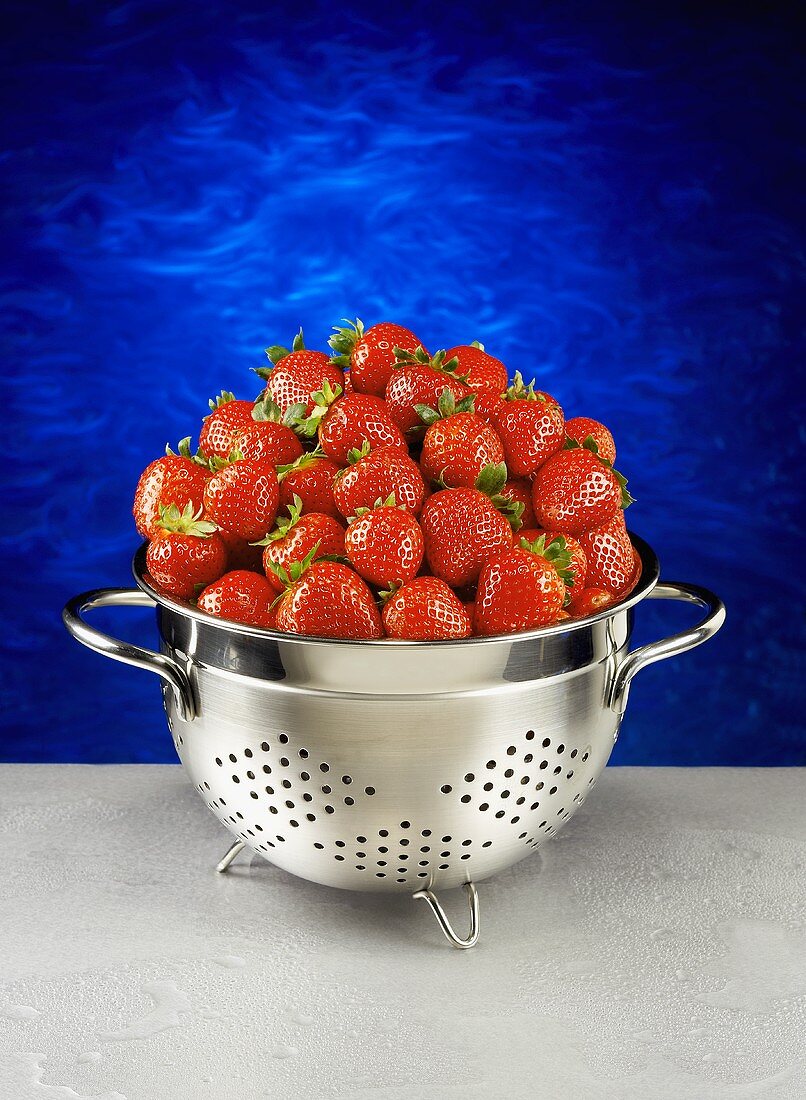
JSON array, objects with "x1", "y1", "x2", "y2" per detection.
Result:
[{"x1": 63, "y1": 534, "x2": 724, "y2": 948}]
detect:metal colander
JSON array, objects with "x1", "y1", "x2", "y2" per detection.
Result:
[{"x1": 63, "y1": 534, "x2": 724, "y2": 948}]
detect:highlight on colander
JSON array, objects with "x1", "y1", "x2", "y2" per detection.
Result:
[{"x1": 63, "y1": 321, "x2": 725, "y2": 948}]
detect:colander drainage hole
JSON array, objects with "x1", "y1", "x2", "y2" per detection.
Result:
[
  {"x1": 215, "y1": 757, "x2": 222, "y2": 766},
  {"x1": 526, "y1": 730, "x2": 535, "y2": 740},
  {"x1": 482, "y1": 841, "x2": 492, "y2": 848},
  {"x1": 244, "y1": 748, "x2": 253, "y2": 758},
  {"x1": 441, "y1": 785, "x2": 452, "y2": 794},
  {"x1": 279, "y1": 734, "x2": 288, "y2": 743},
  {"x1": 229, "y1": 754, "x2": 237, "y2": 762},
  {"x1": 570, "y1": 749, "x2": 578, "y2": 759}
]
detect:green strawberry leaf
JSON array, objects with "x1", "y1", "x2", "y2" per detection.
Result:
[
  {"x1": 251, "y1": 395, "x2": 284, "y2": 423},
  {"x1": 470, "y1": 340, "x2": 485, "y2": 351},
  {"x1": 475, "y1": 462, "x2": 508, "y2": 497},
  {"x1": 346, "y1": 440, "x2": 372, "y2": 465},
  {"x1": 265, "y1": 344, "x2": 290, "y2": 364},
  {"x1": 519, "y1": 532, "x2": 574, "y2": 586},
  {"x1": 328, "y1": 318, "x2": 364, "y2": 356},
  {"x1": 291, "y1": 328, "x2": 305, "y2": 352},
  {"x1": 156, "y1": 502, "x2": 218, "y2": 538},
  {"x1": 252, "y1": 495, "x2": 304, "y2": 545},
  {"x1": 208, "y1": 390, "x2": 236, "y2": 410}
]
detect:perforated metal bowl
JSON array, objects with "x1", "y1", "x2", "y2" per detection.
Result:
[{"x1": 64, "y1": 534, "x2": 724, "y2": 947}]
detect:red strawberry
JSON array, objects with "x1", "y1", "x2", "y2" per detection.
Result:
[
  {"x1": 255, "y1": 329, "x2": 344, "y2": 416},
  {"x1": 565, "y1": 416, "x2": 616, "y2": 465},
  {"x1": 417, "y1": 389, "x2": 505, "y2": 488},
  {"x1": 274, "y1": 558, "x2": 383, "y2": 639},
  {"x1": 472, "y1": 388, "x2": 507, "y2": 424},
  {"x1": 232, "y1": 395, "x2": 304, "y2": 466},
  {"x1": 567, "y1": 587, "x2": 615, "y2": 618},
  {"x1": 344, "y1": 497, "x2": 424, "y2": 587},
  {"x1": 382, "y1": 577, "x2": 472, "y2": 640},
  {"x1": 501, "y1": 478, "x2": 537, "y2": 529},
  {"x1": 203, "y1": 458, "x2": 279, "y2": 541},
  {"x1": 198, "y1": 393, "x2": 255, "y2": 460},
  {"x1": 444, "y1": 341, "x2": 508, "y2": 393},
  {"x1": 145, "y1": 504, "x2": 227, "y2": 600},
  {"x1": 133, "y1": 447, "x2": 209, "y2": 540},
  {"x1": 532, "y1": 438, "x2": 632, "y2": 537},
  {"x1": 296, "y1": 381, "x2": 407, "y2": 465},
  {"x1": 529, "y1": 530, "x2": 587, "y2": 592},
  {"x1": 277, "y1": 450, "x2": 342, "y2": 519},
  {"x1": 474, "y1": 538, "x2": 571, "y2": 636},
  {"x1": 257, "y1": 496, "x2": 345, "y2": 594},
  {"x1": 197, "y1": 570, "x2": 277, "y2": 628},
  {"x1": 216, "y1": 530, "x2": 265, "y2": 573},
  {"x1": 578, "y1": 511, "x2": 636, "y2": 596},
  {"x1": 385, "y1": 347, "x2": 472, "y2": 434},
  {"x1": 492, "y1": 373, "x2": 565, "y2": 477},
  {"x1": 333, "y1": 443, "x2": 426, "y2": 519},
  {"x1": 329, "y1": 318, "x2": 423, "y2": 397},
  {"x1": 420, "y1": 470, "x2": 518, "y2": 587}
]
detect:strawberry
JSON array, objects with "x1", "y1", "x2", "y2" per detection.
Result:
[
  {"x1": 385, "y1": 347, "x2": 472, "y2": 434},
  {"x1": 444, "y1": 341, "x2": 508, "y2": 394},
  {"x1": 578, "y1": 511, "x2": 636, "y2": 596},
  {"x1": 333, "y1": 443, "x2": 426, "y2": 518},
  {"x1": 474, "y1": 536, "x2": 572, "y2": 636},
  {"x1": 233, "y1": 395, "x2": 304, "y2": 466},
  {"x1": 274, "y1": 556, "x2": 383, "y2": 639},
  {"x1": 501, "y1": 478, "x2": 537, "y2": 529},
  {"x1": 197, "y1": 570, "x2": 277, "y2": 628},
  {"x1": 567, "y1": 587, "x2": 614, "y2": 618},
  {"x1": 492, "y1": 372, "x2": 565, "y2": 477},
  {"x1": 532, "y1": 437, "x2": 633, "y2": 537},
  {"x1": 565, "y1": 417, "x2": 616, "y2": 465},
  {"x1": 472, "y1": 388, "x2": 507, "y2": 424},
  {"x1": 329, "y1": 318, "x2": 423, "y2": 397},
  {"x1": 145, "y1": 504, "x2": 227, "y2": 600},
  {"x1": 417, "y1": 389, "x2": 505, "y2": 488},
  {"x1": 296, "y1": 381, "x2": 407, "y2": 465},
  {"x1": 344, "y1": 496, "x2": 424, "y2": 587},
  {"x1": 382, "y1": 577, "x2": 472, "y2": 640},
  {"x1": 420, "y1": 466, "x2": 520, "y2": 587},
  {"x1": 256, "y1": 495, "x2": 345, "y2": 594},
  {"x1": 198, "y1": 393, "x2": 255, "y2": 460},
  {"x1": 133, "y1": 447, "x2": 209, "y2": 540},
  {"x1": 255, "y1": 329, "x2": 344, "y2": 415},
  {"x1": 216, "y1": 530, "x2": 265, "y2": 573},
  {"x1": 277, "y1": 449, "x2": 342, "y2": 519},
  {"x1": 203, "y1": 458, "x2": 279, "y2": 541}
]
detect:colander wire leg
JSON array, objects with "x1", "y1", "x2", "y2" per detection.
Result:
[
  {"x1": 412, "y1": 882, "x2": 480, "y2": 949},
  {"x1": 215, "y1": 840, "x2": 246, "y2": 873}
]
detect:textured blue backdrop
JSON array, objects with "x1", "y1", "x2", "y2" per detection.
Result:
[{"x1": 1, "y1": 1, "x2": 804, "y2": 763}]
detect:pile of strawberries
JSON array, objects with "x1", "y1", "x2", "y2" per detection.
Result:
[{"x1": 133, "y1": 320, "x2": 638, "y2": 640}]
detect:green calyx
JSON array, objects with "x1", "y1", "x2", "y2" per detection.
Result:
[
  {"x1": 474, "y1": 462, "x2": 524, "y2": 531},
  {"x1": 470, "y1": 340, "x2": 485, "y2": 350},
  {"x1": 265, "y1": 539, "x2": 322, "y2": 588},
  {"x1": 504, "y1": 371, "x2": 545, "y2": 402},
  {"x1": 207, "y1": 446, "x2": 245, "y2": 473},
  {"x1": 165, "y1": 437, "x2": 209, "y2": 468},
  {"x1": 415, "y1": 386, "x2": 476, "y2": 426},
  {"x1": 345, "y1": 439, "x2": 372, "y2": 465},
  {"x1": 251, "y1": 393, "x2": 309, "y2": 435},
  {"x1": 328, "y1": 318, "x2": 364, "y2": 367},
  {"x1": 252, "y1": 495, "x2": 304, "y2": 546},
  {"x1": 287, "y1": 378, "x2": 343, "y2": 439},
  {"x1": 253, "y1": 329, "x2": 307, "y2": 377},
  {"x1": 276, "y1": 445, "x2": 326, "y2": 482},
  {"x1": 519, "y1": 533, "x2": 575, "y2": 588},
  {"x1": 378, "y1": 581, "x2": 402, "y2": 604},
  {"x1": 347, "y1": 493, "x2": 398, "y2": 524},
  {"x1": 392, "y1": 344, "x2": 468, "y2": 383},
  {"x1": 156, "y1": 502, "x2": 218, "y2": 538},
  {"x1": 563, "y1": 435, "x2": 634, "y2": 509},
  {"x1": 208, "y1": 390, "x2": 236, "y2": 411}
]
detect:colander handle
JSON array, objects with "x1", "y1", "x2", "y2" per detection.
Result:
[
  {"x1": 62, "y1": 588, "x2": 196, "y2": 722},
  {"x1": 610, "y1": 581, "x2": 725, "y2": 714}
]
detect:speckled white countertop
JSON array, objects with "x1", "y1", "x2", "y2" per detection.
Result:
[{"x1": 0, "y1": 766, "x2": 804, "y2": 1099}]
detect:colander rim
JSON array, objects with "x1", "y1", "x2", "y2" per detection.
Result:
[{"x1": 132, "y1": 531, "x2": 658, "y2": 648}]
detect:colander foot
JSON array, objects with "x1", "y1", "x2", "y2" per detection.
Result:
[
  {"x1": 412, "y1": 882, "x2": 480, "y2": 949},
  {"x1": 215, "y1": 840, "x2": 246, "y2": 873}
]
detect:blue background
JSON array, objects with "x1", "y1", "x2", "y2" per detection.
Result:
[{"x1": 1, "y1": 1, "x2": 803, "y2": 764}]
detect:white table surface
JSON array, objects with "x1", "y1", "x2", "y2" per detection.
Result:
[{"x1": 0, "y1": 765, "x2": 804, "y2": 1100}]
